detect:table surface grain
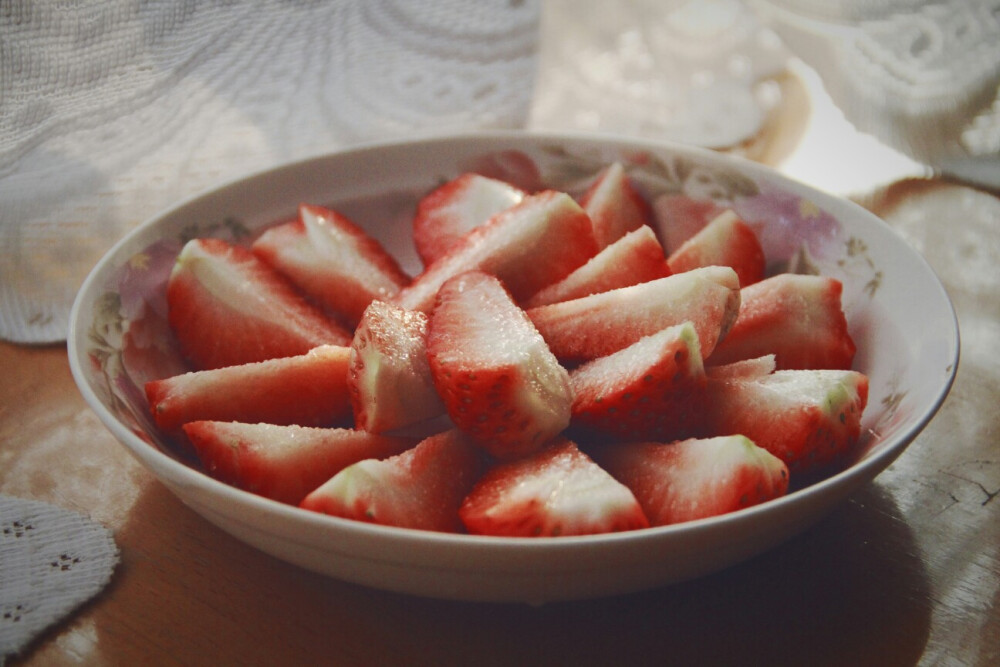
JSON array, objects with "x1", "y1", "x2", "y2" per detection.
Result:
[{"x1": 3, "y1": 18, "x2": 1000, "y2": 667}]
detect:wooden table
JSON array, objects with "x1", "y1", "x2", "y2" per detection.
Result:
[{"x1": 4, "y1": 17, "x2": 999, "y2": 667}]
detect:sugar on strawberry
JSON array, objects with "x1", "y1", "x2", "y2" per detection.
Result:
[
  {"x1": 348, "y1": 300, "x2": 445, "y2": 434},
  {"x1": 590, "y1": 435, "x2": 789, "y2": 526},
  {"x1": 460, "y1": 438, "x2": 649, "y2": 537},
  {"x1": 299, "y1": 428, "x2": 484, "y2": 533},
  {"x1": 183, "y1": 421, "x2": 416, "y2": 506},
  {"x1": 412, "y1": 172, "x2": 525, "y2": 267},
  {"x1": 146, "y1": 344, "x2": 353, "y2": 433},
  {"x1": 426, "y1": 270, "x2": 572, "y2": 460},
  {"x1": 166, "y1": 238, "x2": 352, "y2": 370},
  {"x1": 252, "y1": 204, "x2": 411, "y2": 327}
]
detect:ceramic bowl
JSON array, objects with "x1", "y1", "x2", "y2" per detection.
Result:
[{"x1": 68, "y1": 132, "x2": 958, "y2": 604}]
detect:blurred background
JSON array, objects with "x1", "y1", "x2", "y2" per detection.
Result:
[{"x1": 1, "y1": 0, "x2": 997, "y2": 343}]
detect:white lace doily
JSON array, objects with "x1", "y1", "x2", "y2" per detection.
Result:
[
  {"x1": 0, "y1": 0, "x2": 541, "y2": 344},
  {"x1": 0, "y1": 495, "x2": 118, "y2": 664},
  {"x1": 751, "y1": 0, "x2": 1000, "y2": 187}
]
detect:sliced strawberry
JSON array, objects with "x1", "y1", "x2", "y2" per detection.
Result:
[
  {"x1": 524, "y1": 226, "x2": 671, "y2": 307},
  {"x1": 348, "y1": 300, "x2": 445, "y2": 434},
  {"x1": 705, "y1": 354, "x2": 776, "y2": 380},
  {"x1": 590, "y1": 435, "x2": 789, "y2": 526},
  {"x1": 707, "y1": 273, "x2": 856, "y2": 370},
  {"x1": 146, "y1": 344, "x2": 352, "y2": 432},
  {"x1": 527, "y1": 265, "x2": 741, "y2": 363},
  {"x1": 426, "y1": 271, "x2": 572, "y2": 460},
  {"x1": 182, "y1": 421, "x2": 416, "y2": 505},
  {"x1": 299, "y1": 429, "x2": 484, "y2": 533},
  {"x1": 579, "y1": 162, "x2": 653, "y2": 249},
  {"x1": 703, "y1": 369, "x2": 869, "y2": 475},
  {"x1": 569, "y1": 322, "x2": 706, "y2": 441},
  {"x1": 412, "y1": 173, "x2": 525, "y2": 266},
  {"x1": 393, "y1": 190, "x2": 599, "y2": 312},
  {"x1": 652, "y1": 194, "x2": 726, "y2": 254},
  {"x1": 460, "y1": 438, "x2": 649, "y2": 537},
  {"x1": 667, "y1": 210, "x2": 766, "y2": 286},
  {"x1": 251, "y1": 204, "x2": 411, "y2": 327},
  {"x1": 166, "y1": 238, "x2": 352, "y2": 370}
]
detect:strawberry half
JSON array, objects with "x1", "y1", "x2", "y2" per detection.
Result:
[
  {"x1": 166, "y1": 238, "x2": 352, "y2": 370},
  {"x1": 146, "y1": 344, "x2": 352, "y2": 432},
  {"x1": 252, "y1": 204, "x2": 411, "y2": 327},
  {"x1": 667, "y1": 210, "x2": 766, "y2": 286},
  {"x1": 460, "y1": 438, "x2": 649, "y2": 537},
  {"x1": 703, "y1": 369, "x2": 869, "y2": 475},
  {"x1": 569, "y1": 322, "x2": 706, "y2": 442},
  {"x1": 299, "y1": 429, "x2": 484, "y2": 533},
  {"x1": 590, "y1": 435, "x2": 789, "y2": 526},
  {"x1": 426, "y1": 271, "x2": 573, "y2": 460},
  {"x1": 184, "y1": 421, "x2": 415, "y2": 505},
  {"x1": 413, "y1": 173, "x2": 525, "y2": 266},
  {"x1": 524, "y1": 225, "x2": 671, "y2": 307},
  {"x1": 393, "y1": 190, "x2": 599, "y2": 312},
  {"x1": 348, "y1": 300, "x2": 445, "y2": 434},
  {"x1": 527, "y1": 265, "x2": 741, "y2": 363},
  {"x1": 707, "y1": 273, "x2": 856, "y2": 370},
  {"x1": 652, "y1": 194, "x2": 726, "y2": 254},
  {"x1": 579, "y1": 161, "x2": 652, "y2": 249}
]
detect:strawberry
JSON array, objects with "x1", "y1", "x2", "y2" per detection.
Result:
[
  {"x1": 667, "y1": 209, "x2": 766, "y2": 286},
  {"x1": 460, "y1": 438, "x2": 649, "y2": 537},
  {"x1": 579, "y1": 162, "x2": 652, "y2": 249},
  {"x1": 299, "y1": 429, "x2": 484, "y2": 533},
  {"x1": 146, "y1": 344, "x2": 352, "y2": 432},
  {"x1": 703, "y1": 369, "x2": 869, "y2": 475},
  {"x1": 705, "y1": 354, "x2": 776, "y2": 380},
  {"x1": 524, "y1": 225, "x2": 671, "y2": 307},
  {"x1": 426, "y1": 271, "x2": 573, "y2": 460},
  {"x1": 569, "y1": 322, "x2": 706, "y2": 441},
  {"x1": 183, "y1": 421, "x2": 416, "y2": 505},
  {"x1": 348, "y1": 300, "x2": 445, "y2": 434},
  {"x1": 707, "y1": 273, "x2": 856, "y2": 370},
  {"x1": 527, "y1": 265, "x2": 741, "y2": 363},
  {"x1": 590, "y1": 435, "x2": 789, "y2": 526},
  {"x1": 412, "y1": 172, "x2": 525, "y2": 266},
  {"x1": 652, "y1": 193, "x2": 726, "y2": 254},
  {"x1": 251, "y1": 204, "x2": 411, "y2": 327},
  {"x1": 166, "y1": 238, "x2": 352, "y2": 370},
  {"x1": 392, "y1": 190, "x2": 599, "y2": 312}
]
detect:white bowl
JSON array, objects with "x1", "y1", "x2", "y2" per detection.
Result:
[{"x1": 68, "y1": 131, "x2": 958, "y2": 604}]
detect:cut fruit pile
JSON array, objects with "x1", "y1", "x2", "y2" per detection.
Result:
[{"x1": 146, "y1": 162, "x2": 869, "y2": 537}]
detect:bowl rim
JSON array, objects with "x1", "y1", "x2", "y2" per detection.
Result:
[{"x1": 67, "y1": 129, "x2": 961, "y2": 553}]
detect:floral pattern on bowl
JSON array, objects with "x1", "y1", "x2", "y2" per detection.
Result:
[{"x1": 69, "y1": 132, "x2": 957, "y2": 603}]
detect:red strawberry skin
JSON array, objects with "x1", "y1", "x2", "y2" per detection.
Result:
[
  {"x1": 703, "y1": 369, "x2": 869, "y2": 475},
  {"x1": 252, "y1": 204, "x2": 410, "y2": 326},
  {"x1": 460, "y1": 438, "x2": 650, "y2": 537},
  {"x1": 579, "y1": 161, "x2": 653, "y2": 249},
  {"x1": 146, "y1": 344, "x2": 352, "y2": 432},
  {"x1": 348, "y1": 300, "x2": 445, "y2": 433},
  {"x1": 299, "y1": 429, "x2": 484, "y2": 533},
  {"x1": 667, "y1": 210, "x2": 766, "y2": 287},
  {"x1": 524, "y1": 225, "x2": 671, "y2": 308},
  {"x1": 569, "y1": 322, "x2": 707, "y2": 442},
  {"x1": 183, "y1": 421, "x2": 416, "y2": 505},
  {"x1": 167, "y1": 238, "x2": 352, "y2": 369},
  {"x1": 707, "y1": 273, "x2": 856, "y2": 370},
  {"x1": 527, "y1": 265, "x2": 741, "y2": 363},
  {"x1": 413, "y1": 172, "x2": 525, "y2": 266},
  {"x1": 591, "y1": 436, "x2": 789, "y2": 526},
  {"x1": 393, "y1": 190, "x2": 599, "y2": 312},
  {"x1": 427, "y1": 271, "x2": 573, "y2": 460}
]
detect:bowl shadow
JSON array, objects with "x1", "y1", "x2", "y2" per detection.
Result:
[{"x1": 89, "y1": 478, "x2": 931, "y2": 666}]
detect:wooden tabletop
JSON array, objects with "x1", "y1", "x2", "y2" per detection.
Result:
[{"x1": 4, "y1": 15, "x2": 1000, "y2": 667}]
